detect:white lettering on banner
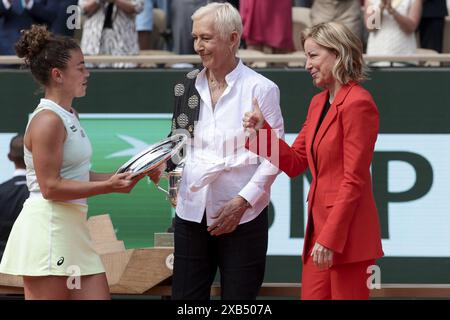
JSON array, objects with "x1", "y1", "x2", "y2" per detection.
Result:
[
  {"x1": 268, "y1": 134, "x2": 450, "y2": 257},
  {"x1": 1, "y1": 129, "x2": 449, "y2": 257},
  {"x1": 376, "y1": 134, "x2": 450, "y2": 257}
]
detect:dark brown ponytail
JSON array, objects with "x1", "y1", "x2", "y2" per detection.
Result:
[{"x1": 15, "y1": 25, "x2": 80, "y2": 86}]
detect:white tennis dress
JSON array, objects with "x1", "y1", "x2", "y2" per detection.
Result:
[{"x1": 0, "y1": 99, "x2": 105, "y2": 276}]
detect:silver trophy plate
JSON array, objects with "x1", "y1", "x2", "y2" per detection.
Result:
[{"x1": 116, "y1": 134, "x2": 187, "y2": 178}]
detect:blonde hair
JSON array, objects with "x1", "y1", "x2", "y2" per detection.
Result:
[
  {"x1": 192, "y1": 2, "x2": 242, "y2": 53},
  {"x1": 301, "y1": 22, "x2": 367, "y2": 84}
]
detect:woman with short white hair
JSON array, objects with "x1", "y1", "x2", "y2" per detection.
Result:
[{"x1": 152, "y1": 2, "x2": 285, "y2": 300}]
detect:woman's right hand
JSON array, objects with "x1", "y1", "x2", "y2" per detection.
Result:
[
  {"x1": 243, "y1": 98, "x2": 265, "y2": 137},
  {"x1": 107, "y1": 172, "x2": 138, "y2": 193},
  {"x1": 148, "y1": 162, "x2": 167, "y2": 185}
]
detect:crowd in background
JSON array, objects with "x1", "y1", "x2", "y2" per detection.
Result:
[{"x1": 0, "y1": 0, "x2": 449, "y2": 68}]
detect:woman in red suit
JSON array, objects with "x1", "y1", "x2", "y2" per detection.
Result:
[{"x1": 243, "y1": 22, "x2": 383, "y2": 300}]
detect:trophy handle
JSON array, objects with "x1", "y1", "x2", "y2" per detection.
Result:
[
  {"x1": 156, "y1": 183, "x2": 169, "y2": 195},
  {"x1": 151, "y1": 172, "x2": 169, "y2": 195}
]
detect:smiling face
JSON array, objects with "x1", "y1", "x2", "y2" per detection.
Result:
[
  {"x1": 51, "y1": 48, "x2": 89, "y2": 98},
  {"x1": 192, "y1": 15, "x2": 237, "y2": 71},
  {"x1": 304, "y1": 38, "x2": 338, "y2": 90}
]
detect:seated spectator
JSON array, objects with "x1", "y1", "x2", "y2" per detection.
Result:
[
  {"x1": 170, "y1": 0, "x2": 207, "y2": 55},
  {"x1": 0, "y1": 0, "x2": 58, "y2": 56},
  {"x1": 365, "y1": 0, "x2": 422, "y2": 66},
  {"x1": 79, "y1": 0, "x2": 144, "y2": 68},
  {"x1": 240, "y1": 0, "x2": 294, "y2": 54},
  {"x1": 0, "y1": 135, "x2": 29, "y2": 259},
  {"x1": 310, "y1": 0, "x2": 363, "y2": 41},
  {"x1": 418, "y1": 0, "x2": 448, "y2": 53},
  {"x1": 136, "y1": 0, "x2": 168, "y2": 50}
]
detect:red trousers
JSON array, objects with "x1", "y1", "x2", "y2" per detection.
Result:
[{"x1": 301, "y1": 256, "x2": 375, "y2": 300}]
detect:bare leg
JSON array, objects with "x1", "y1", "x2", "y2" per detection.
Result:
[
  {"x1": 23, "y1": 273, "x2": 110, "y2": 300},
  {"x1": 23, "y1": 276, "x2": 70, "y2": 300},
  {"x1": 69, "y1": 273, "x2": 110, "y2": 300},
  {"x1": 138, "y1": 31, "x2": 152, "y2": 50}
]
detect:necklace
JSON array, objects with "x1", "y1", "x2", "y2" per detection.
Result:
[
  {"x1": 209, "y1": 77, "x2": 226, "y2": 91},
  {"x1": 208, "y1": 70, "x2": 227, "y2": 91}
]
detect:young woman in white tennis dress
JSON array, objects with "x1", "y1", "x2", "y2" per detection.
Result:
[{"x1": 0, "y1": 25, "x2": 142, "y2": 300}]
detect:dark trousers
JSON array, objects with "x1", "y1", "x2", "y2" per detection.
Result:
[
  {"x1": 172, "y1": 207, "x2": 268, "y2": 300},
  {"x1": 419, "y1": 17, "x2": 445, "y2": 53}
]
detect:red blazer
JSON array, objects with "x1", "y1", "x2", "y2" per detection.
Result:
[{"x1": 253, "y1": 82, "x2": 384, "y2": 265}]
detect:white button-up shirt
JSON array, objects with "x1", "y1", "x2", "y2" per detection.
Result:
[{"x1": 175, "y1": 60, "x2": 285, "y2": 226}]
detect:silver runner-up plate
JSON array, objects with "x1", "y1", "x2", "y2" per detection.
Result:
[{"x1": 116, "y1": 133, "x2": 187, "y2": 178}]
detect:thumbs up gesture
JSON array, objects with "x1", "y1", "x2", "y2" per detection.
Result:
[{"x1": 243, "y1": 98, "x2": 265, "y2": 137}]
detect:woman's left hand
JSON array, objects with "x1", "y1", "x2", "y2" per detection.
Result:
[
  {"x1": 207, "y1": 196, "x2": 249, "y2": 236},
  {"x1": 311, "y1": 242, "x2": 334, "y2": 270}
]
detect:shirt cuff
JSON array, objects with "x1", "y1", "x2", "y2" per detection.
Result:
[
  {"x1": 23, "y1": 0, "x2": 33, "y2": 9},
  {"x1": 2, "y1": 0, "x2": 11, "y2": 9},
  {"x1": 238, "y1": 181, "x2": 266, "y2": 207}
]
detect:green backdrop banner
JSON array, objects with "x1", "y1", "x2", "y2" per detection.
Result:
[
  {"x1": 1, "y1": 68, "x2": 449, "y2": 284},
  {"x1": 80, "y1": 115, "x2": 173, "y2": 248}
]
